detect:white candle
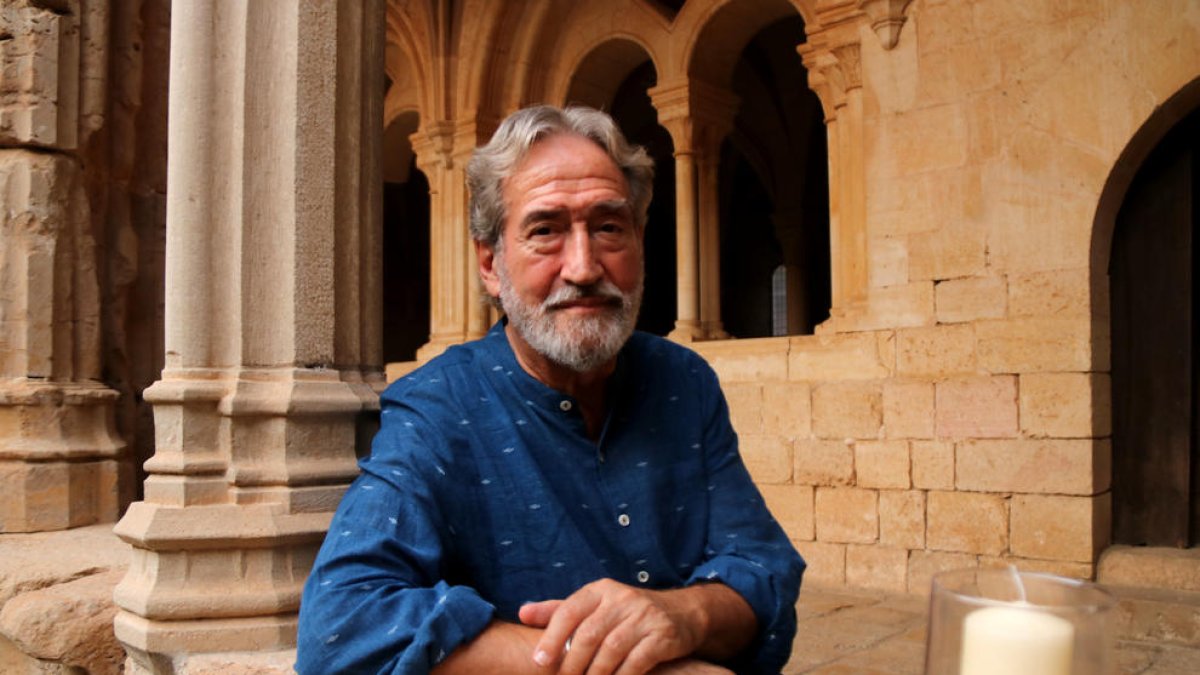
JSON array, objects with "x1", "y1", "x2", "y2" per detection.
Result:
[{"x1": 959, "y1": 606, "x2": 1075, "y2": 675}]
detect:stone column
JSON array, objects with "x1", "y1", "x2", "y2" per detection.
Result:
[
  {"x1": 651, "y1": 80, "x2": 738, "y2": 342},
  {"x1": 0, "y1": 0, "x2": 129, "y2": 532},
  {"x1": 413, "y1": 118, "x2": 494, "y2": 360},
  {"x1": 694, "y1": 90, "x2": 738, "y2": 340},
  {"x1": 651, "y1": 83, "x2": 702, "y2": 342},
  {"x1": 111, "y1": 1, "x2": 385, "y2": 671},
  {"x1": 799, "y1": 36, "x2": 867, "y2": 315}
]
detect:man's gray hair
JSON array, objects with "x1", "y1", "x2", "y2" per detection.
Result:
[{"x1": 467, "y1": 105, "x2": 655, "y2": 248}]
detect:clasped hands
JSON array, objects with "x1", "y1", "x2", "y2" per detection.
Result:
[{"x1": 516, "y1": 578, "x2": 739, "y2": 675}]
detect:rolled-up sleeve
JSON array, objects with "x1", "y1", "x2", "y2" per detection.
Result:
[
  {"x1": 686, "y1": 365, "x2": 806, "y2": 674},
  {"x1": 296, "y1": 421, "x2": 495, "y2": 674}
]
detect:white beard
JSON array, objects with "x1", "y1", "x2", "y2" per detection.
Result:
[{"x1": 496, "y1": 260, "x2": 643, "y2": 373}]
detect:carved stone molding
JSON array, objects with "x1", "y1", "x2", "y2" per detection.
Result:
[
  {"x1": 648, "y1": 78, "x2": 739, "y2": 156},
  {"x1": 857, "y1": 0, "x2": 915, "y2": 50}
]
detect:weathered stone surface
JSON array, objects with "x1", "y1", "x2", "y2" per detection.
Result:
[
  {"x1": 852, "y1": 282, "x2": 936, "y2": 331},
  {"x1": 0, "y1": 570, "x2": 126, "y2": 675},
  {"x1": 794, "y1": 439, "x2": 855, "y2": 486},
  {"x1": 1010, "y1": 493, "x2": 1109, "y2": 562},
  {"x1": 1020, "y1": 372, "x2": 1111, "y2": 438},
  {"x1": 696, "y1": 338, "x2": 789, "y2": 383},
  {"x1": 882, "y1": 380, "x2": 934, "y2": 439},
  {"x1": 907, "y1": 550, "x2": 978, "y2": 595},
  {"x1": 935, "y1": 375, "x2": 1018, "y2": 439},
  {"x1": 174, "y1": 648, "x2": 298, "y2": 674},
  {"x1": 855, "y1": 440, "x2": 910, "y2": 489},
  {"x1": 811, "y1": 382, "x2": 883, "y2": 440},
  {"x1": 908, "y1": 224, "x2": 987, "y2": 282},
  {"x1": 788, "y1": 332, "x2": 894, "y2": 382},
  {"x1": 1008, "y1": 269, "x2": 1090, "y2": 318},
  {"x1": 0, "y1": 524, "x2": 130, "y2": 606},
  {"x1": 975, "y1": 318, "x2": 1095, "y2": 373},
  {"x1": 879, "y1": 489, "x2": 925, "y2": 549},
  {"x1": 1100, "y1": 546, "x2": 1200, "y2": 593},
  {"x1": 761, "y1": 382, "x2": 812, "y2": 438},
  {"x1": 816, "y1": 487, "x2": 878, "y2": 544},
  {"x1": 846, "y1": 545, "x2": 908, "y2": 592},
  {"x1": 895, "y1": 324, "x2": 977, "y2": 377},
  {"x1": 977, "y1": 556, "x2": 1095, "y2": 581},
  {"x1": 935, "y1": 276, "x2": 1007, "y2": 324},
  {"x1": 926, "y1": 491, "x2": 1007, "y2": 555},
  {"x1": 911, "y1": 440, "x2": 954, "y2": 490},
  {"x1": 724, "y1": 383, "x2": 763, "y2": 435},
  {"x1": 740, "y1": 434, "x2": 793, "y2": 485},
  {"x1": 0, "y1": 2, "x2": 83, "y2": 149},
  {"x1": 956, "y1": 438, "x2": 1103, "y2": 495}
]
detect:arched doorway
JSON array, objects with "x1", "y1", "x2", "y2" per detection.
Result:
[{"x1": 1110, "y1": 101, "x2": 1200, "y2": 547}]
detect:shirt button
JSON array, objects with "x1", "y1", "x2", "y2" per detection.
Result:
[
  {"x1": 559, "y1": 400, "x2": 572, "y2": 411},
  {"x1": 617, "y1": 513, "x2": 631, "y2": 527},
  {"x1": 636, "y1": 570, "x2": 650, "y2": 583}
]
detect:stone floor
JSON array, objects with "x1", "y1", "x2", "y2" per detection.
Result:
[
  {"x1": 784, "y1": 585, "x2": 1200, "y2": 674},
  {"x1": 4, "y1": 526, "x2": 1198, "y2": 673}
]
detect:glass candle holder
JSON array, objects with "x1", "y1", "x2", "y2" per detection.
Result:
[{"x1": 924, "y1": 568, "x2": 1117, "y2": 675}]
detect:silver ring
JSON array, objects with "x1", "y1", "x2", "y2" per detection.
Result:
[{"x1": 564, "y1": 636, "x2": 573, "y2": 653}]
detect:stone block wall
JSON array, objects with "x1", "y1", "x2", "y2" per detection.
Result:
[{"x1": 697, "y1": 330, "x2": 1110, "y2": 595}]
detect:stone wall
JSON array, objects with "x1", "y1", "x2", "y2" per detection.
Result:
[{"x1": 692, "y1": 0, "x2": 1200, "y2": 593}]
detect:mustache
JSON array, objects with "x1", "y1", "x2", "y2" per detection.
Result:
[{"x1": 543, "y1": 281, "x2": 626, "y2": 310}]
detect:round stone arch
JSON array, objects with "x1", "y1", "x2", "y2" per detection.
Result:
[
  {"x1": 674, "y1": 0, "x2": 808, "y2": 88},
  {"x1": 562, "y1": 38, "x2": 660, "y2": 109}
]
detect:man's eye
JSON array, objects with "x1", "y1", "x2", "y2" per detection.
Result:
[
  {"x1": 598, "y1": 222, "x2": 624, "y2": 234},
  {"x1": 531, "y1": 225, "x2": 555, "y2": 237}
]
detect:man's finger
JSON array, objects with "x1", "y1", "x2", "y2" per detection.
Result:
[
  {"x1": 518, "y1": 599, "x2": 563, "y2": 628},
  {"x1": 531, "y1": 591, "x2": 598, "y2": 668}
]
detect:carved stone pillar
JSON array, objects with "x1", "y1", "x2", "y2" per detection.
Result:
[
  {"x1": 799, "y1": 34, "x2": 867, "y2": 315},
  {"x1": 0, "y1": 0, "x2": 129, "y2": 532},
  {"x1": 412, "y1": 119, "x2": 493, "y2": 360},
  {"x1": 651, "y1": 80, "x2": 737, "y2": 342},
  {"x1": 111, "y1": 1, "x2": 385, "y2": 670},
  {"x1": 693, "y1": 89, "x2": 738, "y2": 340}
]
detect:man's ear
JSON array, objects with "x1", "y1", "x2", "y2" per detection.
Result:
[{"x1": 475, "y1": 240, "x2": 501, "y2": 298}]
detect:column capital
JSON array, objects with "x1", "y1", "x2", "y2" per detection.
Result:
[
  {"x1": 648, "y1": 78, "x2": 740, "y2": 155},
  {"x1": 797, "y1": 39, "x2": 862, "y2": 121},
  {"x1": 411, "y1": 117, "x2": 497, "y2": 172}
]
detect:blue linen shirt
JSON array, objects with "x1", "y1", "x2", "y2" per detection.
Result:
[{"x1": 296, "y1": 322, "x2": 805, "y2": 674}]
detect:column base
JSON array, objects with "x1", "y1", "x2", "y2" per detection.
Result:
[
  {"x1": 415, "y1": 332, "x2": 470, "y2": 363},
  {"x1": 667, "y1": 321, "x2": 707, "y2": 343},
  {"x1": 116, "y1": 612, "x2": 298, "y2": 674}
]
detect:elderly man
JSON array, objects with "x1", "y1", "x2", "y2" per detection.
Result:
[{"x1": 296, "y1": 105, "x2": 804, "y2": 674}]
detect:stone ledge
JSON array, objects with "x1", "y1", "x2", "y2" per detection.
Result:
[{"x1": 1099, "y1": 545, "x2": 1200, "y2": 592}]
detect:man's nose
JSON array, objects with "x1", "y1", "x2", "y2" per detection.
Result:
[{"x1": 560, "y1": 227, "x2": 603, "y2": 285}]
